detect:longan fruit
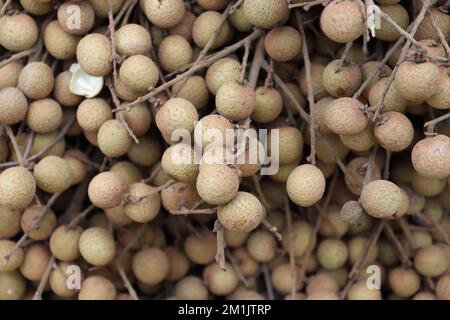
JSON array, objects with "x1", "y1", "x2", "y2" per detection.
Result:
[
  {"x1": 416, "y1": 7, "x2": 450, "y2": 42},
  {"x1": 388, "y1": 267, "x2": 420, "y2": 298},
  {"x1": 325, "y1": 97, "x2": 367, "y2": 136},
  {"x1": 228, "y1": 288, "x2": 265, "y2": 300},
  {"x1": 320, "y1": 0, "x2": 365, "y2": 43},
  {"x1": 378, "y1": 239, "x2": 399, "y2": 266},
  {"x1": 411, "y1": 135, "x2": 450, "y2": 179},
  {"x1": 319, "y1": 206, "x2": 349, "y2": 238},
  {"x1": 287, "y1": 164, "x2": 326, "y2": 207},
  {"x1": 169, "y1": 11, "x2": 196, "y2": 41},
  {"x1": 120, "y1": 55, "x2": 159, "y2": 93},
  {"x1": 224, "y1": 229, "x2": 249, "y2": 248},
  {"x1": 53, "y1": 71, "x2": 82, "y2": 107},
  {"x1": 158, "y1": 35, "x2": 193, "y2": 73},
  {"x1": 127, "y1": 135, "x2": 161, "y2": 167},
  {"x1": 110, "y1": 161, "x2": 142, "y2": 186},
  {"x1": 376, "y1": 4, "x2": 410, "y2": 41},
  {"x1": 76, "y1": 33, "x2": 112, "y2": 76},
  {"x1": 282, "y1": 82, "x2": 306, "y2": 116},
  {"x1": 34, "y1": 155, "x2": 73, "y2": 193},
  {"x1": 243, "y1": 0, "x2": 288, "y2": 29},
  {"x1": 368, "y1": 77, "x2": 407, "y2": 113},
  {"x1": 233, "y1": 247, "x2": 259, "y2": 277},
  {"x1": 20, "y1": 0, "x2": 54, "y2": 15},
  {"x1": 49, "y1": 225, "x2": 83, "y2": 262},
  {"x1": 298, "y1": 63, "x2": 326, "y2": 100},
  {"x1": 360, "y1": 61, "x2": 392, "y2": 98},
  {"x1": 340, "y1": 122, "x2": 376, "y2": 152},
  {"x1": 203, "y1": 262, "x2": 239, "y2": 296},
  {"x1": 271, "y1": 126, "x2": 304, "y2": 165},
  {"x1": 436, "y1": 275, "x2": 450, "y2": 300},
  {"x1": 306, "y1": 273, "x2": 339, "y2": 295},
  {"x1": 114, "y1": 77, "x2": 144, "y2": 102},
  {"x1": 196, "y1": 164, "x2": 239, "y2": 205},
  {"x1": 395, "y1": 60, "x2": 439, "y2": 103},
  {"x1": 49, "y1": 262, "x2": 82, "y2": 298},
  {"x1": 216, "y1": 81, "x2": 256, "y2": 121},
  {"x1": 427, "y1": 66, "x2": 450, "y2": 110},
  {"x1": 30, "y1": 131, "x2": 66, "y2": 160},
  {"x1": 97, "y1": 119, "x2": 132, "y2": 157},
  {"x1": 174, "y1": 276, "x2": 208, "y2": 300},
  {"x1": 0, "y1": 87, "x2": 28, "y2": 125},
  {"x1": 345, "y1": 157, "x2": 381, "y2": 196},
  {"x1": 18, "y1": 61, "x2": 54, "y2": 100},
  {"x1": 360, "y1": 179, "x2": 403, "y2": 219},
  {"x1": 156, "y1": 97, "x2": 199, "y2": 144},
  {"x1": 247, "y1": 230, "x2": 277, "y2": 263},
  {"x1": 160, "y1": 182, "x2": 200, "y2": 212},
  {"x1": 0, "y1": 206, "x2": 20, "y2": 239},
  {"x1": 323, "y1": 60, "x2": 362, "y2": 97},
  {"x1": 172, "y1": 75, "x2": 210, "y2": 110},
  {"x1": 184, "y1": 229, "x2": 217, "y2": 265},
  {"x1": 79, "y1": 227, "x2": 116, "y2": 267},
  {"x1": 194, "y1": 114, "x2": 233, "y2": 149},
  {"x1": 374, "y1": 111, "x2": 414, "y2": 152},
  {"x1": 0, "y1": 166, "x2": 36, "y2": 210},
  {"x1": 88, "y1": 171, "x2": 128, "y2": 209},
  {"x1": 411, "y1": 172, "x2": 447, "y2": 197},
  {"x1": 347, "y1": 280, "x2": 382, "y2": 300},
  {"x1": 0, "y1": 271, "x2": 26, "y2": 300},
  {"x1": 414, "y1": 245, "x2": 448, "y2": 278},
  {"x1": 306, "y1": 291, "x2": 340, "y2": 300},
  {"x1": 282, "y1": 221, "x2": 315, "y2": 257},
  {"x1": 251, "y1": 86, "x2": 283, "y2": 124},
  {"x1": 0, "y1": 61, "x2": 23, "y2": 90},
  {"x1": 44, "y1": 20, "x2": 80, "y2": 60},
  {"x1": 161, "y1": 143, "x2": 199, "y2": 183},
  {"x1": 0, "y1": 14, "x2": 38, "y2": 52},
  {"x1": 197, "y1": 0, "x2": 230, "y2": 10},
  {"x1": 264, "y1": 26, "x2": 302, "y2": 62},
  {"x1": 340, "y1": 200, "x2": 365, "y2": 225},
  {"x1": 21, "y1": 205, "x2": 56, "y2": 241},
  {"x1": 271, "y1": 263, "x2": 302, "y2": 294},
  {"x1": 119, "y1": 102, "x2": 152, "y2": 138},
  {"x1": 116, "y1": 23, "x2": 151, "y2": 56},
  {"x1": 27, "y1": 98, "x2": 63, "y2": 134},
  {"x1": 317, "y1": 239, "x2": 348, "y2": 270},
  {"x1": 58, "y1": 0, "x2": 95, "y2": 35},
  {"x1": 413, "y1": 291, "x2": 436, "y2": 300},
  {"x1": 0, "y1": 240, "x2": 23, "y2": 273},
  {"x1": 144, "y1": 0, "x2": 185, "y2": 29},
  {"x1": 124, "y1": 182, "x2": 161, "y2": 223},
  {"x1": 165, "y1": 247, "x2": 189, "y2": 282},
  {"x1": 132, "y1": 248, "x2": 169, "y2": 285},
  {"x1": 229, "y1": 5, "x2": 252, "y2": 32},
  {"x1": 76, "y1": 98, "x2": 112, "y2": 132},
  {"x1": 205, "y1": 57, "x2": 241, "y2": 95},
  {"x1": 20, "y1": 243, "x2": 51, "y2": 281},
  {"x1": 78, "y1": 276, "x2": 117, "y2": 300},
  {"x1": 217, "y1": 191, "x2": 264, "y2": 233},
  {"x1": 348, "y1": 236, "x2": 379, "y2": 265},
  {"x1": 194, "y1": 10, "x2": 232, "y2": 49}
]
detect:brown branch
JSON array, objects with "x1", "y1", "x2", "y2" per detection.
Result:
[
  {"x1": 107, "y1": 0, "x2": 120, "y2": 86},
  {"x1": 226, "y1": 249, "x2": 250, "y2": 287},
  {"x1": 262, "y1": 263, "x2": 275, "y2": 300},
  {"x1": 248, "y1": 35, "x2": 266, "y2": 89},
  {"x1": 383, "y1": 222, "x2": 413, "y2": 267},
  {"x1": 426, "y1": 211, "x2": 450, "y2": 246},
  {"x1": 262, "y1": 219, "x2": 283, "y2": 242},
  {"x1": 0, "y1": 48, "x2": 36, "y2": 69},
  {"x1": 283, "y1": 194, "x2": 297, "y2": 299},
  {"x1": 66, "y1": 204, "x2": 96, "y2": 229},
  {"x1": 229, "y1": 0, "x2": 244, "y2": 14},
  {"x1": 32, "y1": 256, "x2": 56, "y2": 300},
  {"x1": 213, "y1": 220, "x2": 226, "y2": 270},
  {"x1": 379, "y1": 11, "x2": 421, "y2": 48},
  {"x1": 4, "y1": 126, "x2": 25, "y2": 167},
  {"x1": 125, "y1": 179, "x2": 176, "y2": 204},
  {"x1": 0, "y1": 0, "x2": 13, "y2": 17},
  {"x1": 289, "y1": 0, "x2": 331, "y2": 11},
  {"x1": 238, "y1": 41, "x2": 251, "y2": 84},
  {"x1": 424, "y1": 112, "x2": 450, "y2": 131},
  {"x1": 115, "y1": 260, "x2": 139, "y2": 300}
]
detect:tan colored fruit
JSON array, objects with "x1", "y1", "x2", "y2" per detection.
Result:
[
  {"x1": 360, "y1": 61, "x2": 392, "y2": 98},
  {"x1": 348, "y1": 236, "x2": 379, "y2": 265},
  {"x1": 116, "y1": 23, "x2": 152, "y2": 56},
  {"x1": 88, "y1": 171, "x2": 128, "y2": 209},
  {"x1": 298, "y1": 63, "x2": 326, "y2": 100},
  {"x1": 376, "y1": 4, "x2": 409, "y2": 41},
  {"x1": 388, "y1": 267, "x2": 420, "y2": 298},
  {"x1": 0, "y1": 61, "x2": 23, "y2": 90},
  {"x1": 20, "y1": 0, "x2": 54, "y2": 15},
  {"x1": 0, "y1": 87, "x2": 28, "y2": 125},
  {"x1": 411, "y1": 135, "x2": 450, "y2": 179},
  {"x1": 144, "y1": 0, "x2": 185, "y2": 28},
  {"x1": 251, "y1": 87, "x2": 283, "y2": 123},
  {"x1": 119, "y1": 102, "x2": 152, "y2": 137},
  {"x1": 132, "y1": 248, "x2": 169, "y2": 285},
  {"x1": 58, "y1": 0, "x2": 95, "y2": 35},
  {"x1": 127, "y1": 135, "x2": 161, "y2": 167},
  {"x1": 325, "y1": 97, "x2": 367, "y2": 136},
  {"x1": 264, "y1": 26, "x2": 302, "y2": 62},
  {"x1": 287, "y1": 164, "x2": 326, "y2": 207},
  {"x1": 436, "y1": 275, "x2": 450, "y2": 300},
  {"x1": 0, "y1": 240, "x2": 23, "y2": 272},
  {"x1": 172, "y1": 75, "x2": 210, "y2": 110},
  {"x1": 184, "y1": 229, "x2": 217, "y2": 265},
  {"x1": 197, "y1": 0, "x2": 230, "y2": 10},
  {"x1": 119, "y1": 55, "x2": 159, "y2": 92},
  {"x1": 427, "y1": 66, "x2": 450, "y2": 109},
  {"x1": 76, "y1": 33, "x2": 112, "y2": 76},
  {"x1": 319, "y1": 205, "x2": 349, "y2": 237},
  {"x1": 20, "y1": 243, "x2": 51, "y2": 281},
  {"x1": 414, "y1": 245, "x2": 448, "y2": 278},
  {"x1": 124, "y1": 182, "x2": 161, "y2": 223},
  {"x1": 161, "y1": 143, "x2": 199, "y2": 183},
  {"x1": 89, "y1": 0, "x2": 125, "y2": 17},
  {"x1": 196, "y1": 164, "x2": 239, "y2": 205},
  {"x1": 155, "y1": 97, "x2": 199, "y2": 144},
  {"x1": 229, "y1": 5, "x2": 253, "y2": 32},
  {"x1": 282, "y1": 82, "x2": 306, "y2": 116},
  {"x1": 158, "y1": 35, "x2": 193, "y2": 73},
  {"x1": 282, "y1": 221, "x2": 315, "y2": 257},
  {"x1": 315, "y1": 133, "x2": 350, "y2": 164},
  {"x1": 203, "y1": 262, "x2": 239, "y2": 296},
  {"x1": 374, "y1": 111, "x2": 414, "y2": 152},
  {"x1": 49, "y1": 262, "x2": 82, "y2": 298},
  {"x1": 205, "y1": 57, "x2": 241, "y2": 95},
  {"x1": 323, "y1": 60, "x2": 362, "y2": 97},
  {"x1": 271, "y1": 263, "x2": 302, "y2": 294},
  {"x1": 77, "y1": 98, "x2": 112, "y2": 132},
  {"x1": 174, "y1": 276, "x2": 208, "y2": 300},
  {"x1": 306, "y1": 273, "x2": 339, "y2": 295},
  {"x1": 194, "y1": 114, "x2": 233, "y2": 149},
  {"x1": 412, "y1": 172, "x2": 446, "y2": 197},
  {"x1": 169, "y1": 11, "x2": 196, "y2": 41},
  {"x1": 246, "y1": 230, "x2": 276, "y2": 263},
  {"x1": 217, "y1": 191, "x2": 264, "y2": 232},
  {"x1": 216, "y1": 81, "x2": 256, "y2": 121},
  {"x1": 104, "y1": 205, "x2": 132, "y2": 227},
  {"x1": 340, "y1": 200, "x2": 365, "y2": 225},
  {"x1": 21, "y1": 205, "x2": 56, "y2": 241},
  {"x1": 78, "y1": 276, "x2": 116, "y2": 300},
  {"x1": 110, "y1": 161, "x2": 142, "y2": 185},
  {"x1": 224, "y1": 229, "x2": 249, "y2": 248},
  {"x1": 320, "y1": 0, "x2": 365, "y2": 43},
  {"x1": 347, "y1": 280, "x2": 382, "y2": 300},
  {"x1": 345, "y1": 157, "x2": 381, "y2": 196},
  {"x1": 395, "y1": 60, "x2": 439, "y2": 102},
  {"x1": 193, "y1": 11, "x2": 231, "y2": 49},
  {"x1": 0, "y1": 167, "x2": 36, "y2": 210},
  {"x1": 31, "y1": 131, "x2": 66, "y2": 160},
  {"x1": 0, "y1": 271, "x2": 26, "y2": 300},
  {"x1": 368, "y1": 77, "x2": 407, "y2": 113},
  {"x1": 97, "y1": 119, "x2": 132, "y2": 157},
  {"x1": 49, "y1": 225, "x2": 83, "y2": 261},
  {"x1": 165, "y1": 247, "x2": 189, "y2": 282},
  {"x1": 416, "y1": 7, "x2": 450, "y2": 41},
  {"x1": 243, "y1": 0, "x2": 288, "y2": 29},
  {"x1": 317, "y1": 239, "x2": 348, "y2": 270},
  {"x1": 114, "y1": 77, "x2": 144, "y2": 102},
  {"x1": 18, "y1": 62, "x2": 54, "y2": 99},
  {"x1": 79, "y1": 227, "x2": 116, "y2": 266},
  {"x1": 0, "y1": 206, "x2": 20, "y2": 239},
  {"x1": 360, "y1": 179, "x2": 403, "y2": 219},
  {"x1": 44, "y1": 20, "x2": 80, "y2": 60},
  {"x1": 34, "y1": 156, "x2": 73, "y2": 193},
  {"x1": 53, "y1": 71, "x2": 83, "y2": 107},
  {"x1": 340, "y1": 122, "x2": 376, "y2": 152},
  {"x1": 312, "y1": 97, "x2": 334, "y2": 134},
  {"x1": 26, "y1": 98, "x2": 63, "y2": 134},
  {"x1": 0, "y1": 14, "x2": 38, "y2": 52}
]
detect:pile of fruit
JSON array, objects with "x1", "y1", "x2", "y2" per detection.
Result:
[{"x1": 0, "y1": 0, "x2": 450, "y2": 300}]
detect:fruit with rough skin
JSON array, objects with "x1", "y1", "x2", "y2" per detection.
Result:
[
  {"x1": 132, "y1": 247, "x2": 169, "y2": 285},
  {"x1": 411, "y1": 135, "x2": 450, "y2": 179},
  {"x1": 322, "y1": 60, "x2": 362, "y2": 97},
  {"x1": 44, "y1": 20, "x2": 81, "y2": 60},
  {"x1": 368, "y1": 77, "x2": 407, "y2": 113},
  {"x1": 26, "y1": 98, "x2": 63, "y2": 134},
  {"x1": 161, "y1": 143, "x2": 199, "y2": 183},
  {"x1": 49, "y1": 225, "x2": 83, "y2": 262},
  {"x1": 264, "y1": 26, "x2": 302, "y2": 62},
  {"x1": 193, "y1": 11, "x2": 231, "y2": 49},
  {"x1": 374, "y1": 111, "x2": 414, "y2": 152},
  {"x1": 286, "y1": 164, "x2": 326, "y2": 207},
  {"x1": 360, "y1": 179, "x2": 403, "y2": 219},
  {"x1": 0, "y1": 14, "x2": 39, "y2": 52},
  {"x1": 124, "y1": 182, "x2": 161, "y2": 223},
  {"x1": 88, "y1": 171, "x2": 128, "y2": 209},
  {"x1": 76, "y1": 98, "x2": 112, "y2": 132},
  {"x1": 0, "y1": 87, "x2": 28, "y2": 125},
  {"x1": 144, "y1": 0, "x2": 185, "y2": 29},
  {"x1": 0, "y1": 167, "x2": 36, "y2": 210},
  {"x1": 317, "y1": 239, "x2": 348, "y2": 270},
  {"x1": 414, "y1": 245, "x2": 448, "y2": 278},
  {"x1": 203, "y1": 262, "x2": 239, "y2": 296},
  {"x1": 78, "y1": 276, "x2": 116, "y2": 300},
  {"x1": 196, "y1": 164, "x2": 239, "y2": 205},
  {"x1": 205, "y1": 57, "x2": 241, "y2": 95},
  {"x1": 58, "y1": 0, "x2": 95, "y2": 35},
  {"x1": 325, "y1": 97, "x2": 368, "y2": 136},
  {"x1": 18, "y1": 62, "x2": 54, "y2": 100},
  {"x1": 247, "y1": 230, "x2": 277, "y2": 262},
  {"x1": 216, "y1": 82, "x2": 256, "y2": 121},
  {"x1": 243, "y1": 0, "x2": 288, "y2": 29},
  {"x1": 119, "y1": 55, "x2": 159, "y2": 93},
  {"x1": 172, "y1": 76, "x2": 210, "y2": 110},
  {"x1": 115, "y1": 23, "x2": 152, "y2": 56},
  {"x1": 252, "y1": 87, "x2": 283, "y2": 123},
  {"x1": 79, "y1": 227, "x2": 116, "y2": 266},
  {"x1": 97, "y1": 119, "x2": 132, "y2": 157},
  {"x1": 21, "y1": 205, "x2": 57, "y2": 241},
  {"x1": 76, "y1": 33, "x2": 112, "y2": 76},
  {"x1": 282, "y1": 221, "x2": 315, "y2": 257},
  {"x1": 388, "y1": 267, "x2": 420, "y2": 298},
  {"x1": 376, "y1": 4, "x2": 410, "y2": 41}
]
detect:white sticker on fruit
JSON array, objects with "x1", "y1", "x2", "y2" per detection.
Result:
[{"x1": 69, "y1": 63, "x2": 103, "y2": 98}]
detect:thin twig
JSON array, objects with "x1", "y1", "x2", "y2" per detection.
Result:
[
  {"x1": 384, "y1": 222, "x2": 413, "y2": 267},
  {"x1": 262, "y1": 264, "x2": 275, "y2": 300},
  {"x1": 32, "y1": 256, "x2": 56, "y2": 300},
  {"x1": 248, "y1": 35, "x2": 266, "y2": 89},
  {"x1": 115, "y1": 260, "x2": 139, "y2": 300},
  {"x1": 283, "y1": 194, "x2": 297, "y2": 299},
  {"x1": 213, "y1": 220, "x2": 226, "y2": 270},
  {"x1": 226, "y1": 249, "x2": 250, "y2": 287}
]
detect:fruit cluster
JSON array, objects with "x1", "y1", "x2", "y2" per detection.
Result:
[{"x1": 0, "y1": 0, "x2": 449, "y2": 301}]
